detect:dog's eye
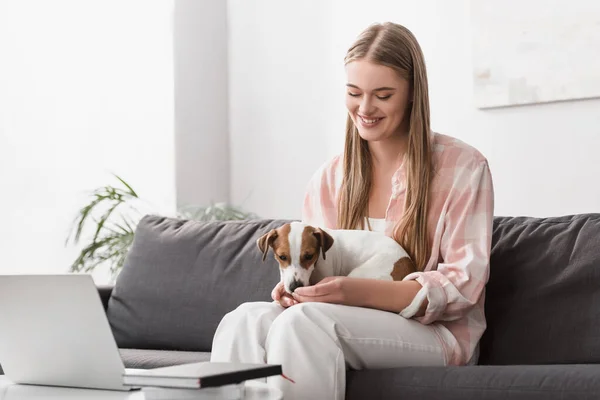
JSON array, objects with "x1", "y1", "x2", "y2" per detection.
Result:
[
  {"x1": 304, "y1": 254, "x2": 313, "y2": 260},
  {"x1": 278, "y1": 255, "x2": 287, "y2": 261}
]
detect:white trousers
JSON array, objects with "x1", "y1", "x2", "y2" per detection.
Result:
[{"x1": 210, "y1": 302, "x2": 447, "y2": 400}]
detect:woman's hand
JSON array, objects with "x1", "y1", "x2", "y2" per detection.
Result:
[
  {"x1": 271, "y1": 281, "x2": 298, "y2": 308},
  {"x1": 294, "y1": 277, "x2": 428, "y2": 314},
  {"x1": 292, "y1": 276, "x2": 361, "y2": 306}
]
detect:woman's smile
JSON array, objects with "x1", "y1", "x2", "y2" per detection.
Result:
[{"x1": 358, "y1": 114, "x2": 384, "y2": 127}]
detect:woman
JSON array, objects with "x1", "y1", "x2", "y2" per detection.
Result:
[{"x1": 211, "y1": 22, "x2": 494, "y2": 400}]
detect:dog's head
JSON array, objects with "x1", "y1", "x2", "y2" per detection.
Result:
[{"x1": 256, "y1": 222, "x2": 334, "y2": 294}]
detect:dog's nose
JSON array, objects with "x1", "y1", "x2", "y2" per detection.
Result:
[{"x1": 289, "y1": 280, "x2": 304, "y2": 293}]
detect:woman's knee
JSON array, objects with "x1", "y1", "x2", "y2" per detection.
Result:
[
  {"x1": 222, "y1": 301, "x2": 284, "y2": 324},
  {"x1": 232, "y1": 301, "x2": 277, "y2": 313},
  {"x1": 270, "y1": 303, "x2": 335, "y2": 332}
]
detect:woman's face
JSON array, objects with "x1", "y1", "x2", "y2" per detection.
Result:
[{"x1": 345, "y1": 60, "x2": 411, "y2": 142}]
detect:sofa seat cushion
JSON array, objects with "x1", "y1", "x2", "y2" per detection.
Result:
[
  {"x1": 119, "y1": 348, "x2": 211, "y2": 369},
  {"x1": 346, "y1": 364, "x2": 600, "y2": 400}
]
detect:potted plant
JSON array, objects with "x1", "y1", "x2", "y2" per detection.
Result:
[{"x1": 65, "y1": 174, "x2": 256, "y2": 279}]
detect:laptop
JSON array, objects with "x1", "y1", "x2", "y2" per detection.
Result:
[{"x1": 0, "y1": 274, "x2": 141, "y2": 391}]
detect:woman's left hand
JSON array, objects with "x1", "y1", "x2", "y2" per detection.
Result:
[{"x1": 292, "y1": 276, "x2": 360, "y2": 306}]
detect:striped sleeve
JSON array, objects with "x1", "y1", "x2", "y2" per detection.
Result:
[{"x1": 400, "y1": 159, "x2": 494, "y2": 324}]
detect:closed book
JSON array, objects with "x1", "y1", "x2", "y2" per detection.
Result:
[{"x1": 122, "y1": 362, "x2": 282, "y2": 389}]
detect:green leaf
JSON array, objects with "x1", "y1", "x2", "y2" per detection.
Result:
[
  {"x1": 93, "y1": 201, "x2": 121, "y2": 243},
  {"x1": 112, "y1": 174, "x2": 138, "y2": 198}
]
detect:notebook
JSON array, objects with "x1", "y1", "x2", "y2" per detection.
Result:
[{"x1": 122, "y1": 362, "x2": 282, "y2": 389}]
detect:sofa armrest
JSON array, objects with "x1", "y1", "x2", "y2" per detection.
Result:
[{"x1": 97, "y1": 285, "x2": 114, "y2": 311}]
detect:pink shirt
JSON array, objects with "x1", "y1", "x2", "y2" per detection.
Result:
[{"x1": 301, "y1": 132, "x2": 495, "y2": 366}]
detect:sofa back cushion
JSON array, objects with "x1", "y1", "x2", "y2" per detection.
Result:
[
  {"x1": 106, "y1": 215, "x2": 293, "y2": 352},
  {"x1": 479, "y1": 214, "x2": 600, "y2": 365}
]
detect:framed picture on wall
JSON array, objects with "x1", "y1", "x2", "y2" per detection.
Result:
[{"x1": 470, "y1": 0, "x2": 600, "y2": 109}]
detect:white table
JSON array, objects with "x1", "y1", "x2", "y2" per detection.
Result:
[{"x1": 0, "y1": 376, "x2": 283, "y2": 400}]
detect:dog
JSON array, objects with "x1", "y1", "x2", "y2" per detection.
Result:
[{"x1": 256, "y1": 221, "x2": 416, "y2": 294}]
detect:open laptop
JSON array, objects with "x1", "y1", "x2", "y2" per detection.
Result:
[{"x1": 0, "y1": 274, "x2": 141, "y2": 391}]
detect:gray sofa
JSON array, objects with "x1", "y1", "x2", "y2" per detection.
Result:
[{"x1": 4, "y1": 213, "x2": 600, "y2": 399}]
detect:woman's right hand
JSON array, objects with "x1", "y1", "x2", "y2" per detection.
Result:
[{"x1": 271, "y1": 281, "x2": 298, "y2": 308}]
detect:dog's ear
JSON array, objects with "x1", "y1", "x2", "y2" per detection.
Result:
[
  {"x1": 313, "y1": 228, "x2": 334, "y2": 260},
  {"x1": 257, "y1": 229, "x2": 278, "y2": 262}
]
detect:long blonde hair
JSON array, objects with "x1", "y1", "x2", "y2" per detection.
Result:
[{"x1": 337, "y1": 22, "x2": 433, "y2": 271}]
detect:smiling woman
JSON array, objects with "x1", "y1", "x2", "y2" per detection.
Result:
[{"x1": 210, "y1": 21, "x2": 495, "y2": 400}]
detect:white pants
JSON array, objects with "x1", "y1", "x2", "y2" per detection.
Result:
[{"x1": 210, "y1": 302, "x2": 447, "y2": 400}]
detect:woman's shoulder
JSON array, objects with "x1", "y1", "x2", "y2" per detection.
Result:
[
  {"x1": 431, "y1": 132, "x2": 489, "y2": 175},
  {"x1": 305, "y1": 153, "x2": 344, "y2": 190},
  {"x1": 302, "y1": 155, "x2": 344, "y2": 226}
]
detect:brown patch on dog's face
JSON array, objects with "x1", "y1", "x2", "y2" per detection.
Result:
[
  {"x1": 300, "y1": 227, "x2": 319, "y2": 268},
  {"x1": 257, "y1": 224, "x2": 292, "y2": 268},
  {"x1": 301, "y1": 225, "x2": 334, "y2": 265},
  {"x1": 272, "y1": 223, "x2": 292, "y2": 268},
  {"x1": 391, "y1": 257, "x2": 416, "y2": 281}
]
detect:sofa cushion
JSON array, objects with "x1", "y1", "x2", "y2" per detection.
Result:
[
  {"x1": 106, "y1": 215, "x2": 293, "y2": 352},
  {"x1": 479, "y1": 214, "x2": 600, "y2": 365},
  {"x1": 119, "y1": 348, "x2": 210, "y2": 369},
  {"x1": 346, "y1": 364, "x2": 600, "y2": 400}
]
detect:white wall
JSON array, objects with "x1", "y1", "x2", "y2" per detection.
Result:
[
  {"x1": 174, "y1": 0, "x2": 230, "y2": 209},
  {"x1": 227, "y1": 0, "x2": 340, "y2": 219},
  {"x1": 228, "y1": 0, "x2": 600, "y2": 219},
  {"x1": 0, "y1": 1, "x2": 176, "y2": 283}
]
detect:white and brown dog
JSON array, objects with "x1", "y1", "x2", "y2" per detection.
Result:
[{"x1": 257, "y1": 221, "x2": 416, "y2": 294}]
